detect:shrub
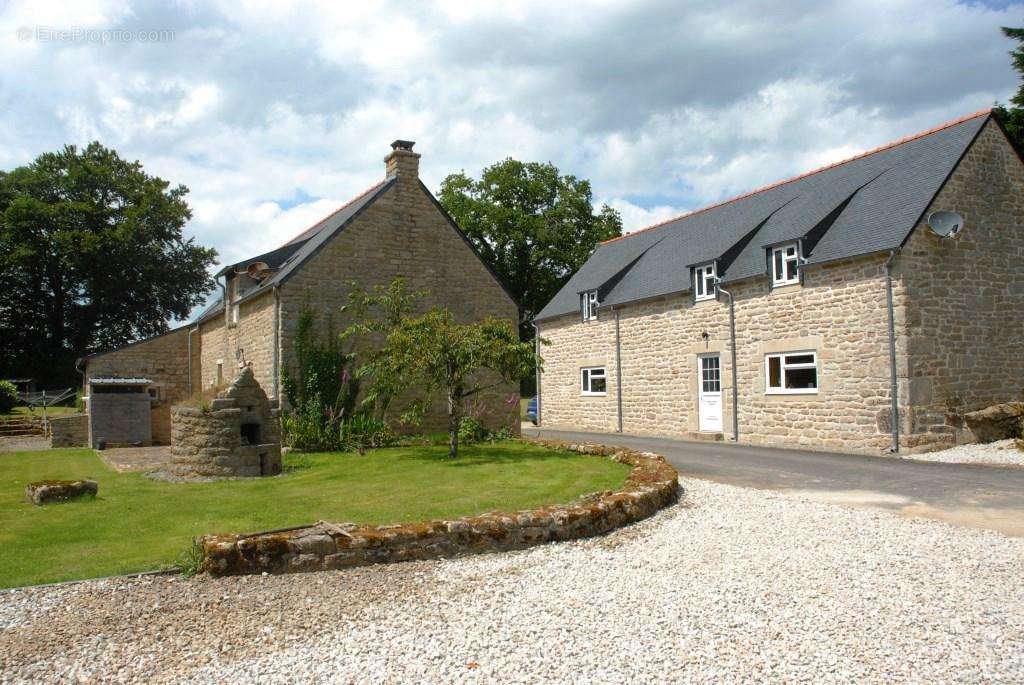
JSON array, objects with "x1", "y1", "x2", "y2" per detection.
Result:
[
  {"x1": 177, "y1": 538, "x2": 205, "y2": 578},
  {"x1": 458, "y1": 416, "x2": 488, "y2": 444},
  {"x1": 342, "y1": 413, "x2": 394, "y2": 454},
  {"x1": 281, "y1": 397, "x2": 343, "y2": 451},
  {"x1": 280, "y1": 310, "x2": 359, "y2": 452},
  {"x1": 489, "y1": 426, "x2": 514, "y2": 442},
  {"x1": 0, "y1": 381, "x2": 18, "y2": 414}
]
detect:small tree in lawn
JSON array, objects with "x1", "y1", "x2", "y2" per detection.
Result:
[{"x1": 366, "y1": 309, "x2": 536, "y2": 458}]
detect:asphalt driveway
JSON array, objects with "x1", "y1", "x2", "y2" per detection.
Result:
[{"x1": 523, "y1": 426, "x2": 1024, "y2": 537}]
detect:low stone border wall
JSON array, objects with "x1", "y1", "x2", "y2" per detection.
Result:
[
  {"x1": 49, "y1": 414, "x2": 88, "y2": 448},
  {"x1": 199, "y1": 441, "x2": 680, "y2": 577}
]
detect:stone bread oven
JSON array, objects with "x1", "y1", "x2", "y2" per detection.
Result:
[{"x1": 169, "y1": 367, "x2": 282, "y2": 478}]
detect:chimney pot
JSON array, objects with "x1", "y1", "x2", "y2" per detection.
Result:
[{"x1": 384, "y1": 139, "x2": 421, "y2": 181}]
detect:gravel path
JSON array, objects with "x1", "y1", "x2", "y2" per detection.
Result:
[
  {"x1": 911, "y1": 439, "x2": 1024, "y2": 467},
  {"x1": 2, "y1": 480, "x2": 1022, "y2": 684},
  {"x1": 0, "y1": 436, "x2": 49, "y2": 452}
]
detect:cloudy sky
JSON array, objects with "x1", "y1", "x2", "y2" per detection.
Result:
[{"x1": 1, "y1": 0, "x2": 1022, "y2": 284}]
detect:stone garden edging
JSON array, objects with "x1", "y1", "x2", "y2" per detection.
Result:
[{"x1": 198, "y1": 441, "x2": 681, "y2": 577}]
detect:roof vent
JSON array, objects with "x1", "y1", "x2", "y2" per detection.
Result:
[{"x1": 390, "y1": 140, "x2": 415, "y2": 151}]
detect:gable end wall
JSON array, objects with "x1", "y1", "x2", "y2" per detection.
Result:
[
  {"x1": 898, "y1": 118, "x2": 1024, "y2": 449},
  {"x1": 277, "y1": 179, "x2": 520, "y2": 431}
]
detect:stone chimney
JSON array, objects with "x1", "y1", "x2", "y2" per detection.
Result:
[{"x1": 384, "y1": 139, "x2": 420, "y2": 181}]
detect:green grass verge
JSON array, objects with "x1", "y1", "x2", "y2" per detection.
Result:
[
  {"x1": 1, "y1": 405, "x2": 79, "y2": 419},
  {"x1": 0, "y1": 441, "x2": 628, "y2": 588}
]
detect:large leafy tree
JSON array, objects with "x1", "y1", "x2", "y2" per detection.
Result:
[
  {"x1": 0, "y1": 142, "x2": 217, "y2": 386},
  {"x1": 438, "y1": 159, "x2": 623, "y2": 340},
  {"x1": 995, "y1": 26, "x2": 1024, "y2": 149}
]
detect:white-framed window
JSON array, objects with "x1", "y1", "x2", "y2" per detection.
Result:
[
  {"x1": 581, "y1": 290, "x2": 599, "y2": 321},
  {"x1": 694, "y1": 262, "x2": 717, "y2": 301},
  {"x1": 771, "y1": 243, "x2": 800, "y2": 286},
  {"x1": 765, "y1": 351, "x2": 818, "y2": 394},
  {"x1": 580, "y1": 366, "x2": 607, "y2": 396},
  {"x1": 700, "y1": 355, "x2": 721, "y2": 393}
]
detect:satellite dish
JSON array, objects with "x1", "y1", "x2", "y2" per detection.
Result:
[
  {"x1": 927, "y1": 210, "x2": 964, "y2": 238},
  {"x1": 245, "y1": 261, "x2": 271, "y2": 279}
]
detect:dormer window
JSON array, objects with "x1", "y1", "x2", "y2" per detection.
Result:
[
  {"x1": 771, "y1": 243, "x2": 800, "y2": 286},
  {"x1": 694, "y1": 263, "x2": 717, "y2": 301},
  {"x1": 581, "y1": 290, "x2": 599, "y2": 322}
]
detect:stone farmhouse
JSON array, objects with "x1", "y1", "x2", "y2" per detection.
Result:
[
  {"x1": 83, "y1": 141, "x2": 519, "y2": 445},
  {"x1": 535, "y1": 110, "x2": 1024, "y2": 454}
]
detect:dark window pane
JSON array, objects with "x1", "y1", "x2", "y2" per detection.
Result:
[
  {"x1": 591, "y1": 376, "x2": 606, "y2": 393},
  {"x1": 768, "y1": 356, "x2": 782, "y2": 388},
  {"x1": 582, "y1": 369, "x2": 590, "y2": 387},
  {"x1": 774, "y1": 251, "x2": 783, "y2": 280},
  {"x1": 786, "y1": 259, "x2": 797, "y2": 280},
  {"x1": 785, "y1": 367, "x2": 817, "y2": 389},
  {"x1": 696, "y1": 272, "x2": 704, "y2": 296},
  {"x1": 786, "y1": 354, "x2": 815, "y2": 365}
]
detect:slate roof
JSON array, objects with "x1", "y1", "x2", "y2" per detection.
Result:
[
  {"x1": 537, "y1": 110, "x2": 993, "y2": 321},
  {"x1": 195, "y1": 180, "x2": 392, "y2": 324}
]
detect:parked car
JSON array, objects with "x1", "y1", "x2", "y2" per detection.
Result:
[{"x1": 526, "y1": 398, "x2": 538, "y2": 425}]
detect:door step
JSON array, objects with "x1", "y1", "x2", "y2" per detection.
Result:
[{"x1": 686, "y1": 431, "x2": 723, "y2": 442}]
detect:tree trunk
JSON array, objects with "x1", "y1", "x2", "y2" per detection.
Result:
[{"x1": 447, "y1": 390, "x2": 459, "y2": 458}]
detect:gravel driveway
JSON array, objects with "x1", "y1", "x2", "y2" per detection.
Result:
[{"x1": 2, "y1": 480, "x2": 1021, "y2": 683}]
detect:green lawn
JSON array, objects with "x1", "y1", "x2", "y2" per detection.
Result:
[
  {"x1": 0, "y1": 441, "x2": 628, "y2": 588},
  {"x1": 1, "y1": 405, "x2": 79, "y2": 419}
]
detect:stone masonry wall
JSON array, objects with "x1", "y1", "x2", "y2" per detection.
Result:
[
  {"x1": 88, "y1": 393, "x2": 152, "y2": 448},
  {"x1": 49, "y1": 414, "x2": 88, "y2": 448},
  {"x1": 197, "y1": 291, "x2": 277, "y2": 397},
  {"x1": 541, "y1": 253, "x2": 899, "y2": 453},
  {"x1": 898, "y1": 118, "x2": 1024, "y2": 450},
  {"x1": 85, "y1": 326, "x2": 196, "y2": 445},
  {"x1": 278, "y1": 173, "x2": 520, "y2": 432},
  {"x1": 199, "y1": 441, "x2": 679, "y2": 577},
  {"x1": 198, "y1": 317, "x2": 226, "y2": 391}
]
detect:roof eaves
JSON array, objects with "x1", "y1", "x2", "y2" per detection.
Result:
[
  {"x1": 280, "y1": 181, "x2": 388, "y2": 247},
  {"x1": 273, "y1": 179, "x2": 396, "y2": 288},
  {"x1": 82, "y1": 322, "x2": 194, "y2": 361}
]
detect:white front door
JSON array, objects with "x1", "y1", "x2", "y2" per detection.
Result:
[{"x1": 698, "y1": 354, "x2": 723, "y2": 432}]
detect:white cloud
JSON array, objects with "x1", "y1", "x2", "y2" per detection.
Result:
[
  {"x1": 604, "y1": 199, "x2": 687, "y2": 234},
  {"x1": 0, "y1": 0, "x2": 1020, "y2": 301}
]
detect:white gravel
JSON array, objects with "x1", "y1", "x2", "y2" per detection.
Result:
[
  {"x1": 910, "y1": 438, "x2": 1024, "y2": 467},
  {"x1": 2, "y1": 480, "x2": 1022, "y2": 684}
]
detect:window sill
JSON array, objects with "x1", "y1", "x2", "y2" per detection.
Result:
[
  {"x1": 771, "y1": 281, "x2": 801, "y2": 293},
  {"x1": 692, "y1": 297, "x2": 717, "y2": 307},
  {"x1": 581, "y1": 392, "x2": 607, "y2": 397},
  {"x1": 765, "y1": 389, "x2": 818, "y2": 396}
]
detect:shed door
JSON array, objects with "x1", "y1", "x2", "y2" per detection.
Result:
[{"x1": 698, "y1": 354, "x2": 723, "y2": 433}]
